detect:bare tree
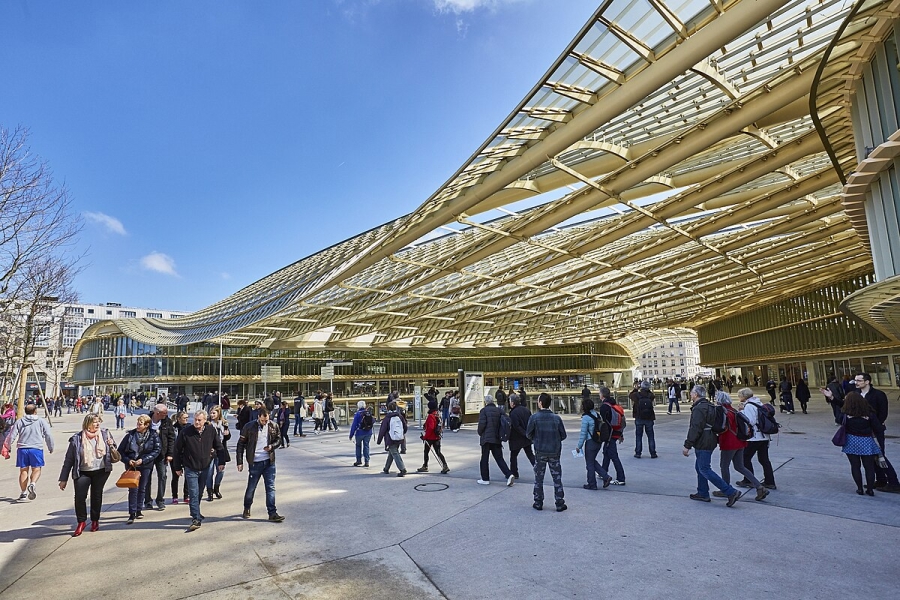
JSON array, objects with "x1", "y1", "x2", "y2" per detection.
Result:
[
  {"x1": 0, "y1": 126, "x2": 82, "y2": 414},
  {"x1": 1, "y1": 125, "x2": 82, "y2": 299}
]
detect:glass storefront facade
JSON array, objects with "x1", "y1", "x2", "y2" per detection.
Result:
[{"x1": 70, "y1": 337, "x2": 634, "y2": 391}]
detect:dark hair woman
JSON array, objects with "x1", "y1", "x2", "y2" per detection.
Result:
[
  {"x1": 840, "y1": 392, "x2": 884, "y2": 496},
  {"x1": 119, "y1": 414, "x2": 161, "y2": 523},
  {"x1": 58, "y1": 414, "x2": 117, "y2": 536}
]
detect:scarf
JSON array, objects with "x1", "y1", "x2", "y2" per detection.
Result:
[{"x1": 82, "y1": 428, "x2": 107, "y2": 461}]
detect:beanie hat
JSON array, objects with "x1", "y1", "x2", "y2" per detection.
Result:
[
  {"x1": 357, "y1": 401, "x2": 366, "y2": 409},
  {"x1": 427, "y1": 400, "x2": 438, "y2": 411},
  {"x1": 640, "y1": 381, "x2": 651, "y2": 390}
]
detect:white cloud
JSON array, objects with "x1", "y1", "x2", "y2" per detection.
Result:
[
  {"x1": 221, "y1": 272, "x2": 231, "y2": 280},
  {"x1": 140, "y1": 252, "x2": 179, "y2": 277},
  {"x1": 84, "y1": 211, "x2": 127, "y2": 235},
  {"x1": 432, "y1": 0, "x2": 521, "y2": 14}
]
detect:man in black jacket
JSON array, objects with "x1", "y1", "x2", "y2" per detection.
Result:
[
  {"x1": 172, "y1": 410, "x2": 227, "y2": 531},
  {"x1": 633, "y1": 381, "x2": 657, "y2": 459},
  {"x1": 856, "y1": 373, "x2": 900, "y2": 492},
  {"x1": 508, "y1": 394, "x2": 535, "y2": 479},
  {"x1": 477, "y1": 396, "x2": 514, "y2": 486},
  {"x1": 144, "y1": 404, "x2": 176, "y2": 511},
  {"x1": 236, "y1": 407, "x2": 285, "y2": 522}
]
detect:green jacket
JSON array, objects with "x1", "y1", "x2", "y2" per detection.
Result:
[{"x1": 684, "y1": 399, "x2": 718, "y2": 451}]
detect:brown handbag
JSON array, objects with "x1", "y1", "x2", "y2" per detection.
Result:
[{"x1": 115, "y1": 468, "x2": 141, "y2": 489}]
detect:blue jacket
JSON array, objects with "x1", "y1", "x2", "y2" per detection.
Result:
[
  {"x1": 526, "y1": 409, "x2": 567, "y2": 455},
  {"x1": 576, "y1": 410, "x2": 600, "y2": 450},
  {"x1": 348, "y1": 408, "x2": 373, "y2": 438}
]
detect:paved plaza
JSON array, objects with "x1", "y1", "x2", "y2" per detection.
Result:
[{"x1": 1, "y1": 393, "x2": 898, "y2": 599}]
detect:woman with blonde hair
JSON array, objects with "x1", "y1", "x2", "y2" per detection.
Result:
[
  {"x1": 58, "y1": 414, "x2": 117, "y2": 536},
  {"x1": 119, "y1": 414, "x2": 161, "y2": 524},
  {"x1": 204, "y1": 405, "x2": 231, "y2": 501}
]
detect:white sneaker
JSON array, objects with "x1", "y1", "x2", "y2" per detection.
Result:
[
  {"x1": 476, "y1": 479, "x2": 490, "y2": 485},
  {"x1": 27, "y1": 483, "x2": 36, "y2": 500},
  {"x1": 507, "y1": 474, "x2": 515, "y2": 487},
  {"x1": 611, "y1": 480, "x2": 626, "y2": 486},
  {"x1": 18, "y1": 492, "x2": 28, "y2": 501}
]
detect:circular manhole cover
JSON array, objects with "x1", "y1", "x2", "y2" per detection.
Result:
[{"x1": 414, "y1": 483, "x2": 449, "y2": 492}]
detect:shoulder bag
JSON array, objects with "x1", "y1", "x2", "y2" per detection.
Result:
[{"x1": 831, "y1": 416, "x2": 847, "y2": 447}]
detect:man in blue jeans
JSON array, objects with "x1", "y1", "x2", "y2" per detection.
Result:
[
  {"x1": 236, "y1": 407, "x2": 285, "y2": 522},
  {"x1": 682, "y1": 386, "x2": 742, "y2": 506},
  {"x1": 172, "y1": 410, "x2": 227, "y2": 531}
]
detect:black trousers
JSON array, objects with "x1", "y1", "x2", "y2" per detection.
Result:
[
  {"x1": 423, "y1": 440, "x2": 447, "y2": 470},
  {"x1": 480, "y1": 443, "x2": 511, "y2": 481},
  {"x1": 743, "y1": 440, "x2": 775, "y2": 485},
  {"x1": 73, "y1": 469, "x2": 110, "y2": 523},
  {"x1": 508, "y1": 439, "x2": 535, "y2": 478}
]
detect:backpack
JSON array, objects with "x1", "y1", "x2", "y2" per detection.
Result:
[
  {"x1": 756, "y1": 403, "x2": 780, "y2": 435},
  {"x1": 606, "y1": 403, "x2": 625, "y2": 430},
  {"x1": 637, "y1": 395, "x2": 655, "y2": 419},
  {"x1": 733, "y1": 410, "x2": 754, "y2": 441},
  {"x1": 589, "y1": 412, "x2": 611, "y2": 444},
  {"x1": 325, "y1": 397, "x2": 334, "y2": 412},
  {"x1": 388, "y1": 414, "x2": 404, "y2": 441},
  {"x1": 499, "y1": 412, "x2": 512, "y2": 442},
  {"x1": 359, "y1": 410, "x2": 374, "y2": 431},
  {"x1": 708, "y1": 404, "x2": 728, "y2": 434}
]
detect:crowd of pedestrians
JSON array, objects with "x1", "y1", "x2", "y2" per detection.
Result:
[{"x1": 2, "y1": 373, "x2": 898, "y2": 539}]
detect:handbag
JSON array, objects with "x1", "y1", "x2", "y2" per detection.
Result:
[
  {"x1": 115, "y1": 468, "x2": 141, "y2": 489},
  {"x1": 106, "y1": 432, "x2": 121, "y2": 463},
  {"x1": 831, "y1": 416, "x2": 847, "y2": 447}
]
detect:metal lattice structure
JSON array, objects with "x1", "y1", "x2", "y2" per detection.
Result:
[{"x1": 76, "y1": 0, "x2": 898, "y2": 358}]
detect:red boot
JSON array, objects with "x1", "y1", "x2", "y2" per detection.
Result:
[
  {"x1": 73, "y1": 522, "x2": 87, "y2": 537},
  {"x1": 90, "y1": 521, "x2": 99, "y2": 532}
]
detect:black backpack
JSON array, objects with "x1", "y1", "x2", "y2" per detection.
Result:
[
  {"x1": 709, "y1": 404, "x2": 728, "y2": 434},
  {"x1": 638, "y1": 396, "x2": 654, "y2": 419},
  {"x1": 359, "y1": 410, "x2": 374, "y2": 431},
  {"x1": 733, "y1": 410, "x2": 754, "y2": 441},
  {"x1": 756, "y1": 403, "x2": 780, "y2": 435},
  {"x1": 589, "y1": 412, "x2": 611, "y2": 443},
  {"x1": 499, "y1": 412, "x2": 512, "y2": 442}
]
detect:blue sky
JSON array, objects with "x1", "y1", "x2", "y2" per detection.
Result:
[{"x1": 1, "y1": 0, "x2": 595, "y2": 312}]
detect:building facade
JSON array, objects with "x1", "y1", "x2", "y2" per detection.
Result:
[
  {"x1": 636, "y1": 336, "x2": 706, "y2": 382},
  {"x1": 1, "y1": 301, "x2": 187, "y2": 399}
]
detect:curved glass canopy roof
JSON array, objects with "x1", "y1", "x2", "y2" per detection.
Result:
[{"x1": 78, "y1": 0, "x2": 892, "y2": 356}]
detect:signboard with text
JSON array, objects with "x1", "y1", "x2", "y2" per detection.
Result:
[
  {"x1": 464, "y1": 372, "x2": 485, "y2": 415},
  {"x1": 261, "y1": 366, "x2": 282, "y2": 383}
]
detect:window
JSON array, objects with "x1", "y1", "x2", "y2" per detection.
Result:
[
  {"x1": 87, "y1": 308, "x2": 94, "y2": 314},
  {"x1": 120, "y1": 310, "x2": 136, "y2": 318},
  {"x1": 65, "y1": 306, "x2": 83, "y2": 315},
  {"x1": 146, "y1": 312, "x2": 162, "y2": 319},
  {"x1": 678, "y1": 341, "x2": 683, "y2": 347},
  {"x1": 170, "y1": 314, "x2": 184, "y2": 319},
  {"x1": 45, "y1": 361, "x2": 53, "y2": 369},
  {"x1": 47, "y1": 350, "x2": 54, "y2": 357},
  {"x1": 58, "y1": 360, "x2": 64, "y2": 368},
  {"x1": 106, "y1": 310, "x2": 112, "y2": 315}
]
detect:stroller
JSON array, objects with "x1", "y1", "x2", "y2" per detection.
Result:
[{"x1": 449, "y1": 405, "x2": 462, "y2": 431}]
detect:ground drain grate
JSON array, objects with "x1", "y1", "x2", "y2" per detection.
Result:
[{"x1": 414, "y1": 483, "x2": 449, "y2": 492}]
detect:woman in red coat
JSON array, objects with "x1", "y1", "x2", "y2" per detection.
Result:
[
  {"x1": 715, "y1": 391, "x2": 768, "y2": 501},
  {"x1": 417, "y1": 400, "x2": 449, "y2": 474}
]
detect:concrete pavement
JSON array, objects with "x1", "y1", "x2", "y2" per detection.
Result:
[{"x1": 0, "y1": 395, "x2": 898, "y2": 599}]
